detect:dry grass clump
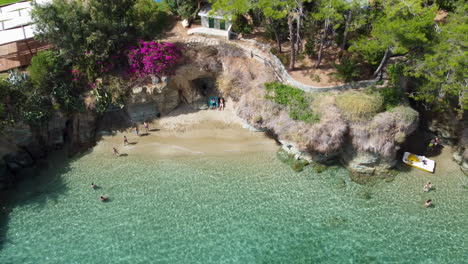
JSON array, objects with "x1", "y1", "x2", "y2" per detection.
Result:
[
  {"x1": 216, "y1": 57, "x2": 271, "y2": 101},
  {"x1": 336, "y1": 91, "x2": 383, "y2": 122},
  {"x1": 350, "y1": 106, "x2": 418, "y2": 158}
]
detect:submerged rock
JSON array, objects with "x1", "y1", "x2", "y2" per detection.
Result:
[{"x1": 276, "y1": 148, "x2": 309, "y2": 172}]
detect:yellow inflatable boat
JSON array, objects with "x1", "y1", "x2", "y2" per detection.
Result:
[{"x1": 402, "y1": 152, "x2": 435, "y2": 173}]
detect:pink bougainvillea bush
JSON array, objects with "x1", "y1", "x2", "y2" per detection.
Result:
[{"x1": 127, "y1": 40, "x2": 182, "y2": 79}]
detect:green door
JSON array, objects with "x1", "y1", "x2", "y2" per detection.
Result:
[
  {"x1": 220, "y1": 20, "x2": 226, "y2": 30},
  {"x1": 208, "y1": 17, "x2": 215, "y2": 28}
]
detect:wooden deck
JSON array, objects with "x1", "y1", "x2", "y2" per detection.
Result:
[{"x1": 0, "y1": 38, "x2": 51, "y2": 72}]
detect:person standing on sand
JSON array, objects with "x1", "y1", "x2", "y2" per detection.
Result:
[
  {"x1": 113, "y1": 147, "x2": 120, "y2": 157},
  {"x1": 124, "y1": 135, "x2": 128, "y2": 145},
  {"x1": 135, "y1": 125, "x2": 139, "y2": 137},
  {"x1": 144, "y1": 121, "x2": 149, "y2": 133},
  {"x1": 219, "y1": 98, "x2": 225, "y2": 111}
]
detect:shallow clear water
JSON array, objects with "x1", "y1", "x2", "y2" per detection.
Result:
[{"x1": 1, "y1": 134, "x2": 468, "y2": 263}]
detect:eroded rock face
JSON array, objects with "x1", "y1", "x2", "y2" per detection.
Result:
[
  {"x1": 3, "y1": 151, "x2": 34, "y2": 173},
  {"x1": 341, "y1": 145, "x2": 396, "y2": 175},
  {"x1": 68, "y1": 111, "x2": 97, "y2": 155},
  {"x1": 453, "y1": 128, "x2": 468, "y2": 175}
]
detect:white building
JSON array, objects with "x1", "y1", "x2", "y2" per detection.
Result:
[
  {"x1": 188, "y1": 4, "x2": 233, "y2": 40},
  {"x1": 0, "y1": 0, "x2": 51, "y2": 72}
]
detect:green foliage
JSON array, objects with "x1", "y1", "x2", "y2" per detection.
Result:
[
  {"x1": 265, "y1": 82, "x2": 319, "y2": 123},
  {"x1": 350, "y1": 0, "x2": 437, "y2": 65},
  {"x1": 165, "y1": 0, "x2": 197, "y2": 19},
  {"x1": 52, "y1": 83, "x2": 84, "y2": 113},
  {"x1": 336, "y1": 91, "x2": 383, "y2": 121},
  {"x1": 32, "y1": 0, "x2": 169, "y2": 80},
  {"x1": 264, "y1": 18, "x2": 288, "y2": 43},
  {"x1": 91, "y1": 86, "x2": 113, "y2": 114},
  {"x1": 232, "y1": 15, "x2": 253, "y2": 34},
  {"x1": 304, "y1": 38, "x2": 315, "y2": 58},
  {"x1": 331, "y1": 57, "x2": 361, "y2": 82},
  {"x1": 407, "y1": 4, "x2": 468, "y2": 112},
  {"x1": 28, "y1": 50, "x2": 61, "y2": 94},
  {"x1": 0, "y1": 71, "x2": 53, "y2": 127},
  {"x1": 132, "y1": 0, "x2": 169, "y2": 39}
]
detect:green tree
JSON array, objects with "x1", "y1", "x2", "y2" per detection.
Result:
[
  {"x1": 132, "y1": 0, "x2": 169, "y2": 39},
  {"x1": 408, "y1": 3, "x2": 468, "y2": 112},
  {"x1": 350, "y1": 0, "x2": 437, "y2": 77},
  {"x1": 165, "y1": 0, "x2": 201, "y2": 19},
  {"x1": 32, "y1": 0, "x2": 169, "y2": 81},
  {"x1": 28, "y1": 50, "x2": 60, "y2": 94},
  {"x1": 312, "y1": 0, "x2": 348, "y2": 68}
]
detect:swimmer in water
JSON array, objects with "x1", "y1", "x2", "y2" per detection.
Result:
[
  {"x1": 91, "y1": 183, "x2": 97, "y2": 189},
  {"x1": 425, "y1": 199, "x2": 432, "y2": 208},
  {"x1": 100, "y1": 195, "x2": 107, "y2": 202}
]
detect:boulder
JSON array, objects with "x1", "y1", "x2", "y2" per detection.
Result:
[
  {"x1": 3, "y1": 151, "x2": 34, "y2": 172},
  {"x1": 181, "y1": 19, "x2": 190, "y2": 28},
  {"x1": 341, "y1": 145, "x2": 395, "y2": 175}
]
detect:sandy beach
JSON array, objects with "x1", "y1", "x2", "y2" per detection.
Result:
[{"x1": 97, "y1": 103, "x2": 279, "y2": 158}]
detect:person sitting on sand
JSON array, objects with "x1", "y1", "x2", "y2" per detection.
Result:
[
  {"x1": 91, "y1": 183, "x2": 97, "y2": 189},
  {"x1": 209, "y1": 98, "x2": 215, "y2": 109},
  {"x1": 100, "y1": 195, "x2": 107, "y2": 202},
  {"x1": 425, "y1": 199, "x2": 432, "y2": 208},
  {"x1": 123, "y1": 135, "x2": 128, "y2": 145},
  {"x1": 423, "y1": 182, "x2": 433, "y2": 192},
  {"x1": 219, "y1": 98, "x2": 225, "y2": 111},
  {"x1": 113, "y1": 147, "x2": 120, "y2": 157}
]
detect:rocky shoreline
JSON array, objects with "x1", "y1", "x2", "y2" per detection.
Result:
[{"x1": 1, "y1": 41, "x2": 466, "y2": 191}]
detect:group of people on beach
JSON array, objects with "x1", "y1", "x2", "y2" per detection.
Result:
[
  {"x1": 210, "y1": 97, "x2": 225, "y2": 110},
  {"x1": 91, "y1": 183, "x2": 108, "y2": 202},
  {"x1": 112, "y1": 121, "x2": 152, "y2": 157}
]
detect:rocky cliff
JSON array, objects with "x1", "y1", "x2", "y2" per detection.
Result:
[{"x1": 0, "y1": 110, "x2": 97, "y2": 190}]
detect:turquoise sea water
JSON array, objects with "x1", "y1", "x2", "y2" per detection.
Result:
[{"x1": 1, "y1": 134, "x2": 468, "y2": 263}]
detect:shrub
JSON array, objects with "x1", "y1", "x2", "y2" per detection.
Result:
[
  {"x1": 331, "y1": 57, "x2": 361, "y2": 82},
  {"x1": 364, "y1": 84, "x2": 403, "y2": 111},
  {"x1": 380, "y1": 86, "x2": 403, "y2": 110},
  {"x1": 52, "y1": 83, "x2": 84, "y2": 113},
  {"x1": 304, "y1": 39, "x2": 315, "y2": 58},
  {"x1": 265, "y1": 82, "x2": 319, "y2": 123},
  {"x1": 233, "y1": 15, "x2": 253, "y2": 35},
  {"x1": 127, "y1": 41, "x2": 182, "y2": 79},
  {"x1": 28, "y1": 50, "x2": 59, "y2": 92},
  {"x1": 132, "y1": 0, "x2": 168, "y2": 38},
  {"x1": 336, "y1": 91, "x2": 384, "y2": 121},
  {"x1": 296, "y1": 53, "x2": 305, "y2": 62}
]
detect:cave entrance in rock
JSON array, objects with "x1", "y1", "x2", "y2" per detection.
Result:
[{"x1": 191, "y1": 77, "x2": 217, "y2": 98}]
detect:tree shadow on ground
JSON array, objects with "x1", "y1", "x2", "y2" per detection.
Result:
[{"x1": 0, "y1": 151, "x2": 71, "y2": 252}]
